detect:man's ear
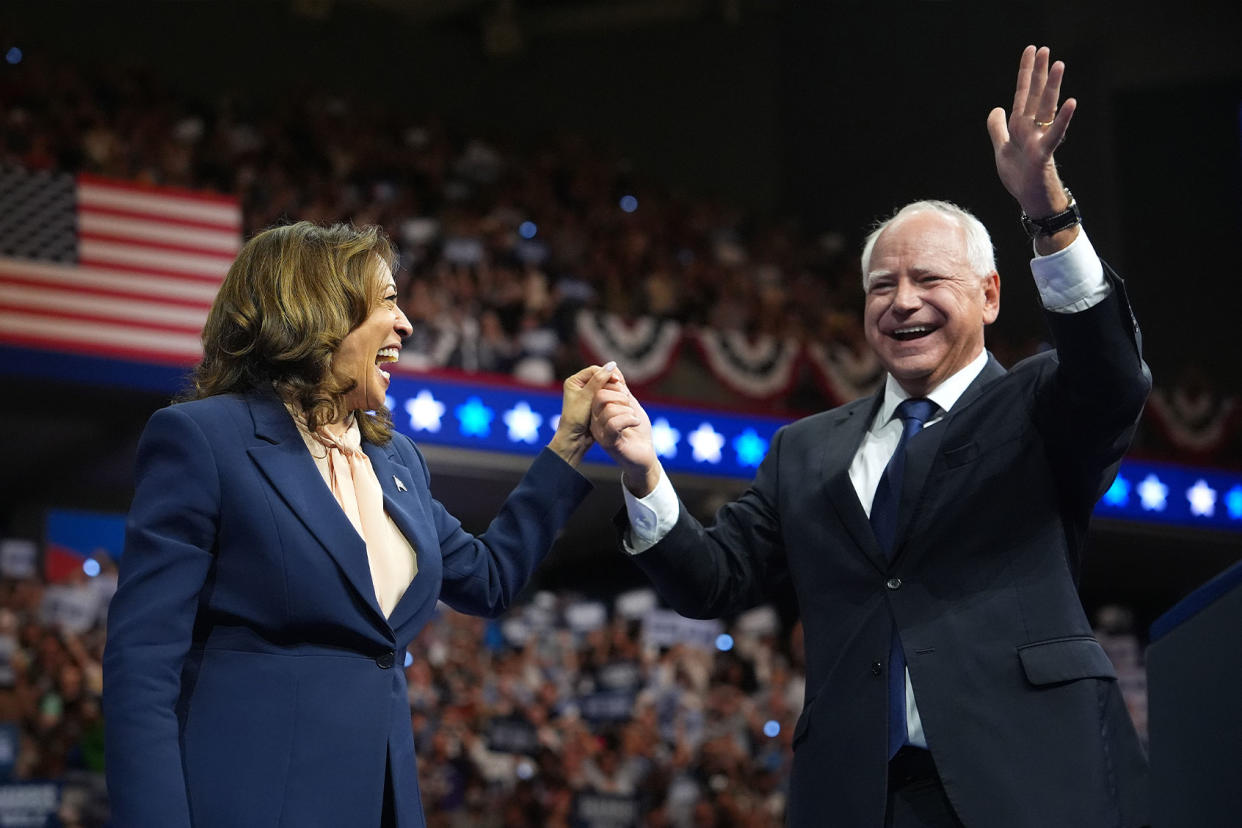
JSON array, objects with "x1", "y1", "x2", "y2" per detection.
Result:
[{"x1": 982, "y1": 271, "x2": 1000, "y2": 325}]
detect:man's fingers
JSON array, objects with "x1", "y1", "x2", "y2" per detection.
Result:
[
  {"x1": 594, "y1": 409, "x2": 641, "y2": 444},
  {"x1": 986, "y1": 107, "x2": 1009, "y2": 153},
  {"x1": 1024, "y1": 46, "x2": 1051, "y2": 117},
  {"x1": 1044, "y1": 98, "x2": 1076, "y2": 149},
  {"x1": 591, "y1": 388, "x2": 631, "y2": 415},
  {"x1": 1012, "y1": 45, "x2": 1036, "y2": 115},
  {"x1": 1036, "y1": 60, "x2": 1065, "y2": 124}
]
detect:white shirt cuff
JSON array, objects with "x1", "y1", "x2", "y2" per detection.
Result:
[
  {"x1": 1029, "y1": 229, "x2": 1111, "y2": 313},
  {"x1": 621, "y1": 466, "x2": 679, "y2": 555}
]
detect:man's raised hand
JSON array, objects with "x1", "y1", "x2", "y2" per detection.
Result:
[{"x1": 986, "y1": 45, "x2": 1077, "y2": 224}]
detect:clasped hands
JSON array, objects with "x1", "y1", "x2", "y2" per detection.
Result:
[{"x1": 548, "y1": 362, "x2": 659, "y2": 495}]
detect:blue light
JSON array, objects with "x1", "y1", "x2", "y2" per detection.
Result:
[
  {"x1": 518, "y1": 221, "x2": 537, "y2": 239},
  {"x1": 1136, "y1": 474, "x2": 1168, "y2": 512},
  {"x1": 763, "y1": 720, "x2": 781, "y2": 738},
  {"x1": 404, "y1": 651, "x2": 414, "y2": 668},
  {"x1": 455, "y1": 396, "x2": 494, "y2": 438},
  {"x1": 1225, "y1": 486, "x2": 1242, "y2": 520},
  {"x1": 715, "y1": 633, "x2": 734, "y2": 652},
  {"x1": 5, "y1": 48, "x2": 21, "y2": 65},
  {"x1": 733, "y1": 428, "x2": 769, "y2": 468},
  {"x1": 82, "y1": 558, "x2": 101, "y2": 577},
  {"x1": 1102, "y1": 475, "x2": 1129, "y2": 507},
  {"x1": 619, "y1": 195, "x2": 638, "y2": 213},
  {"x1": 376, "y1": 374, "x2": 1242, "y2": 533}
]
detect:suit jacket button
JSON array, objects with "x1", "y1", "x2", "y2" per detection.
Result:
[
  {"x1": 376, "y1": 651, "x2": 395, "y2": 669},
  {"x1": 885, "y1": 577, "x2": 902, "y2": 590},
  {"x1": 871, "y1": 661, "x2": 883, "y2": 677}
]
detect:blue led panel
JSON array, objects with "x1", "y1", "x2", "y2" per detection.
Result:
[
  {"x1": 5, "y1": 346, "x2": 1241, "y2": 533},
  {"x1": 385, "y1": 372, "x2": 785, "y2": 479}
]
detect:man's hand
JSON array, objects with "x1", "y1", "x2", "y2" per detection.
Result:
[
  {"x1": 589, "y1": 367, "x2": 661, "y2": 497},
  {"x1": 547, "y1": 362, "x2": 617, "y2": 467},
  {"x1": 986, "y1": 45, "x2": 1079, "y2": 253}
]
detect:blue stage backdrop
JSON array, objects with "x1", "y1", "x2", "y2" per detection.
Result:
[{"x1": 4, "y1": 345, "x2": 1242, "y2": 533}]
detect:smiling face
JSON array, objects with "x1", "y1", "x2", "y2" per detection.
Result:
[
  {"x1": 863, "y1": 211, "x2": 1000, "y2": 397},
  {"x1": 333, "y1": 259, "x2": 411, "y2": 413}
]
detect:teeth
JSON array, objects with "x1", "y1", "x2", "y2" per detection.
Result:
[
  {"x1": 895, "y1": 326, "x2": 933, "y2": 335},
  {"x1": 379, "y1": 369, "x2": 390, "y2": 381},
  {"x1": 376, "y1": 347, "x2": 399, "y2": 364}
]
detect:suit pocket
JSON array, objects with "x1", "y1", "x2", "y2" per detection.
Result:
[
  {"x1": 942, "y1": 442, "x2": 979, "y2": 469},
  {"x1": 1017, "y1": 636, "x2": 1117, "y2": 686}
]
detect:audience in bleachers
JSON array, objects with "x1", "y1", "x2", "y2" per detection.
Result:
[
  {"x1": 0, "y1": 545, "x2": 1152, "y2": 826},
  {"x1": 5, "y1": 55, "x2": 1239, "y2": 463}
]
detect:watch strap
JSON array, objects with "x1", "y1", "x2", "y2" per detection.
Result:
[{"x1": 1021, "y1": 190, "x2": 1081, "y2": 238}]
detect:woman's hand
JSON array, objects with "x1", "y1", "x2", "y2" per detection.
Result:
[{"x1": 547, "y1": 362, "x2": 618, "y2": 467}]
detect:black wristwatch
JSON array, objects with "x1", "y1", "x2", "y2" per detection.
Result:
[{"x1": 1020, "y1": 189, "x2": 1081, "y2": 238}]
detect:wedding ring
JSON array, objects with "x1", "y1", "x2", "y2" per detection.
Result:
[{"x1": 1033, "y1": 117, "x2": 1056, "y2": 127}]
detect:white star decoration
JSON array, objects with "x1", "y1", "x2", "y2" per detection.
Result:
[
  {"x1": 1137, "y1": 474, "x2": 1168, "y2": 512},
  {"x1": 688, "y1": 422, "x2": 725, "y2": 464},
  {"x1": 1186, "y1": 479, "x2": 1217, "y2": 517},
  {"x1": 405, "y1": 390, "x2": 446, "y2": 433},
  {"x1": 651, "y1": 418, "x2": 681, "y2": 459},
  {"x1": 503, "y1": 401, "x2": 543, "y2": 444}
]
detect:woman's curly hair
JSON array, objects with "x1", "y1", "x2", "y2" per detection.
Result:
[{"x1": 184, "y1": 221, "x2": 397, "y2": 444}]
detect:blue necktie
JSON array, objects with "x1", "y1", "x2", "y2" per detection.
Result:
[{"x1": 869, "y1": 397, "x2": 937, "y2": 758}]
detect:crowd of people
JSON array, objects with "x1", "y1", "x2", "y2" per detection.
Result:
[
  {"x1": 0, "y1": 46, "x2": 1185, "y2": 825},
  {"x1": 0, "y1": 541, "x2": 1149, "y2": 826},
  {"x1": 1, "y1": 55, "x2": 971, "y2": 388},
  {"x1": 6, "y1": 55, "x2": 1239, "y2": 463}
]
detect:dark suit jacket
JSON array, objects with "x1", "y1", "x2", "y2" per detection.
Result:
[
  {"x1": 630, "y1": 269, "x2": 1151, "y2": 827},
  {"x1": 103, "y1": 388, "x2": 592, "y2": 827}
]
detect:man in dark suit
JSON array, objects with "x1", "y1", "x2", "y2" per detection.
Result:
[{"x1": 590, "y1": 46, "x2": 1150, "y2": 827}]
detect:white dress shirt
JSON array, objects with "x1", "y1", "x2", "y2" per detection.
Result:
[{"x1": 621, "y1": 228, "x2": 1110, "y2": 748}]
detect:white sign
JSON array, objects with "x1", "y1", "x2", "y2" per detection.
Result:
[
  {"x1": 0, "y1": 541, "x2": 36, "y2": 580},
  {"x1": 642, "y1": 609, "x2": 723, "y2": 651}
]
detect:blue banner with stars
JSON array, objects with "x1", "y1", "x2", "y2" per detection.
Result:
[
  {"x1": 384, "y1": 372, "x2": 1242, "y2": 532},
  {"x1": 387, "y1": 372, "x2": 783, "y2": 478},
  {"x1": 4, "y1": 346, "x2": 1242, "y2": 533}
]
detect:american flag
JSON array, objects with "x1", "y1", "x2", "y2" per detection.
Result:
[{"x1": 0, "y1": 166, "x2": 240, "y2": 365}]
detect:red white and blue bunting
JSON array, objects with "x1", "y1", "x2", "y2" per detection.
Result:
[
  {"x1": 804, "y1": 341, "x2": 885, "y2": 405},
  {"x1": 576, "y1": 311, "x2": 683, "y2": 385},
  {"x1": 692, "y1": 329, "x2": 802, "y2": 400},
  {"x1": 1146, "y1": 388, "x2": 1239, "y2": 455}
]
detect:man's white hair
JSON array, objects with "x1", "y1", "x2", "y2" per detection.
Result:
[{"x1": 859, "y1": 200, "x2": 996, "y2": 290}]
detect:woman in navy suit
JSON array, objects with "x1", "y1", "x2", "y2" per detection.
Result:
[{"x1": 103, "y1": 221, "x2": 612, "y2": 827}]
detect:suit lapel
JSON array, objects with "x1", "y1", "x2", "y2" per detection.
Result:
[
  {"x1": 361, "y1": 440, "x2": 439, "y2": 633},
  {"x1": 891, "y1": 355, "x2": 1007, "y2": 557},
  {"x1": 820, "y1": 394, "x2": 887, "y2": 571},
  {"x1": 245, "y1": 390, "x2": 387, "y2": 625}
]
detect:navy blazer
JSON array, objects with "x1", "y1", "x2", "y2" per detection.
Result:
[
  {"x1": 630, "y1": 267, "x2": 1151, "y2": 827},
  {"x1": 103, "y1": 388, "x2": 592, "y2": 827}
]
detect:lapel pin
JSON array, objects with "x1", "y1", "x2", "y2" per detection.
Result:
[{"x1": 393, "y1": 475, "x2": 407, "y2": 492}]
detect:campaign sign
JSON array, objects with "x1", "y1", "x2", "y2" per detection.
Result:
[
  {"x1": 40, "y1": 585, "x2": 100, "y2": 636},
  {"x1": 485, "y1": 714, "x2": 538, "y2": 755},
  {"x1": 0, "y1": 541, "x2": 36, "y2": 580},
  {"x1": 642, "y1": 609, "x2": 723, "y2": 652},
  {"x1": 577, "y1": 690, "x2": 636, "y2": 724},
  {"x1": 595, "y1": 660, "x2": 641, "y2": 693},
  {"x1": 0, "y1": 782, "x2": 59, "y2": 828},
  {"x1": 572, "y1": 790, "x2": 640, "y2": 828}
]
